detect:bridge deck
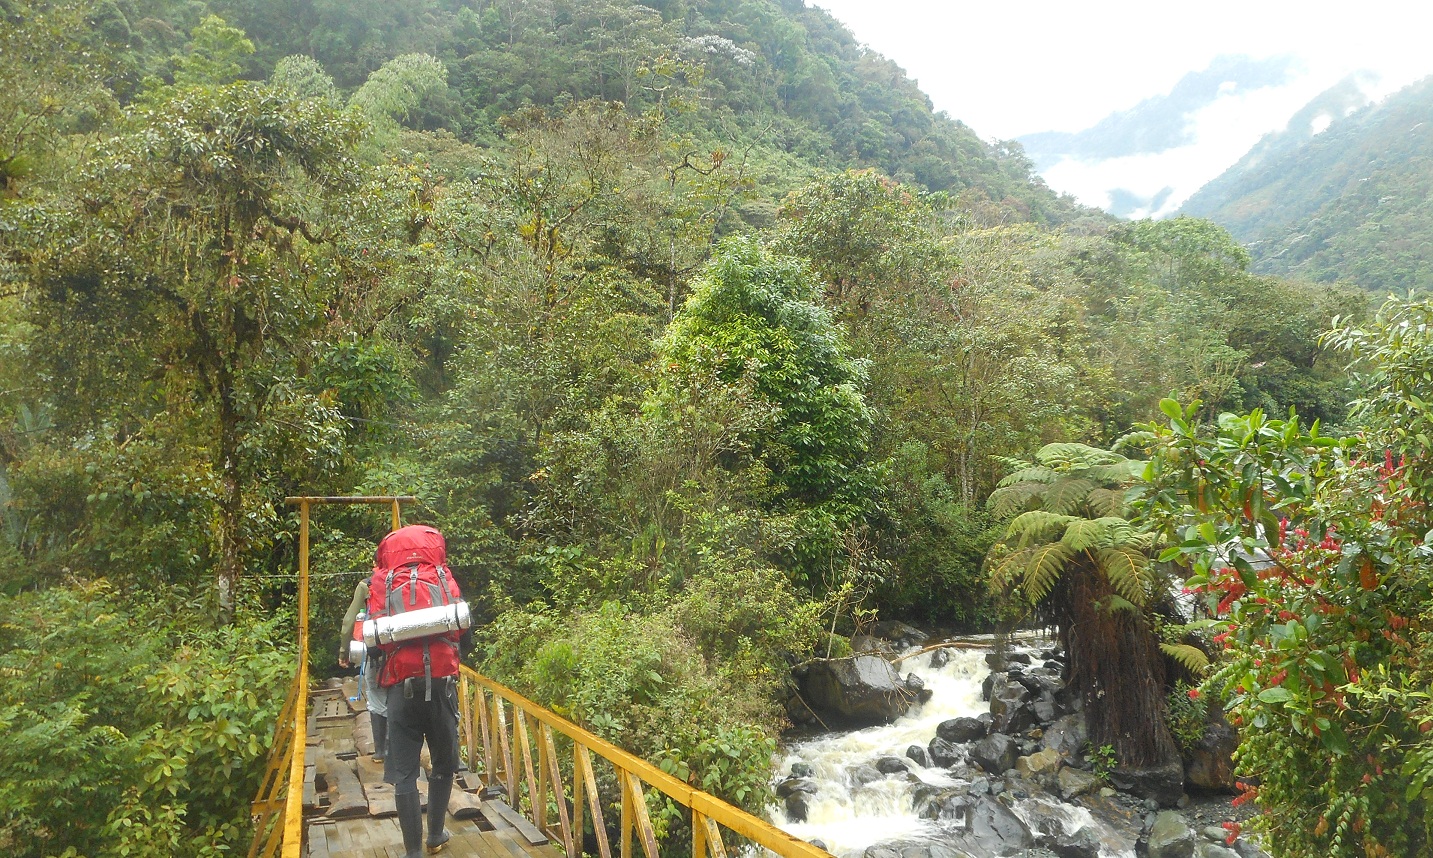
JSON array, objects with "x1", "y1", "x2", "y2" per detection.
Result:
[{"x1": 303, "y1": 679, "x2": 564, "y2": 858}]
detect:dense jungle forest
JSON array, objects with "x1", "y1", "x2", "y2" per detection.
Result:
[{"x1": 2, "y1": 1, "x2": 1431, "y2": 856}]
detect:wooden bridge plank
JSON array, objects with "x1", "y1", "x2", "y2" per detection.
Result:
[
  {"x1": 318, "y1": 750, "x2": 370, "y2": 820},
  {"x1": 487, "y1": 800, "x2": 548, "y2": 846}
]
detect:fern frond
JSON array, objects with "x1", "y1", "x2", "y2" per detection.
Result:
[
  {"x1": 1097, "y1": 546, "x2": 1151, "y2": 606},
  {"x1": 996, "y1": 466, "x2": 1058, "y2": 488},
  {"x1": 988, "y1": 482, "x2": 1043, "y2": 518},
  {"x1": 1112, "y1": 430, "x2": 1157, "y2": 452},
  {"x1": 1085, "y1": 487, "x2": 1128, "y2": 517},
  {"x1": 1025, "y1": 542, "x2": 1073, "y2": 600},
  {"x1": 1160, "y1": 643, "x2": 1210, "y2": 673},
  {"x1": 988, "y1": 547, "x2": 1033, "y2": 591},
  {"x1": 1037, "y1": 442, "x2": 1123, "y2": 470},
  {"x1": 1043, "y1": 477, "x2": 1096, "y2": 515},
  {"x1": 1060, "y1": 517, "x2": 1106, "y2": 552},
  {"x1": 1006, "y1": 510, "x2": 1078, "y2": 546},
  {"x1": 1105, "y1": 595, "x2": 1139, "y2": 613},
  {"x1": 1084, "y1": 461, "x2": 1144, "y2": 484}
]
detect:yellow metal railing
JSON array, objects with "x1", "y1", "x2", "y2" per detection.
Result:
[
  {"x1": 458, "y1": 668, "x2": 831, "y2": 858},
  {"x1": 248, "y1": 496, "x2": 416, "y2": 858}
]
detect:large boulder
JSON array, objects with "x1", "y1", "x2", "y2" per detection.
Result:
[
  {"x1": 937, "y1": 717, "x2": 988, "y2": 743},
  {"x1": 1056, "y1": 767, "x2": 1100, "y2": 800},
  {"x1": 1185, "y1": 713, "x2": 1239, "y2": 792},
  {"x1": 870, "y1": 620, "x2": 930, "y2": 649},
  {"x1": 1141, "y1": 811, "x2": 1195, "y2": 858},
  {"x1": 863, "y1": 840, "x2": 966, "y2": 858},
  {"x1": 797, "y1": 655, "x2": 920, "y2": 727},
  {"x1": 1110, "y1": 759, "x2": 1185, "y2": 807},
  {"x1": 1046, "y1": 826, "x2": 1102, "y2": 858},
  {"x1": 964, "y1": 795, "x2": 1035, "y2": 855},
  {"x1": 906, "y1": 744, "x2": 933, "y2": 768},
  {"x1": 1015, "y1": 748, "x2": 1063, "y2": 783},
  {"x1": 971, "y1": 733, "x2": 1019, "y2": 775}
]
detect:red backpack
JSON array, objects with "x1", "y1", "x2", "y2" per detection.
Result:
[{"x1": 366, "y1": 525, "x2": 463, "y2": 692}]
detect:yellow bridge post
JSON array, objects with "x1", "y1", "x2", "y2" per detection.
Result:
[{"x1": 248, "y1": 496, "x2": 418, "y2": 858}]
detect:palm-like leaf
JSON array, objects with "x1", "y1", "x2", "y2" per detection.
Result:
[
  {"x1": 1043, "y1": 476, "x2": 1096, "y2": 516},
  {"x1": 988, "y1": 481, "x2": 1045, "y2": 519},
  {"x1": 1006, "y1": 510, "x2": 1078, "y2": 546},
  {"x1": 1097, "y1": 546, "x2": 1152, "y2": 606},
  {"x1": 1037, "y1": 442, "x2": 1124, "y2": 470},
  {"x1": 996, "y1": 466, "x2": 1058, "y2": 488},
  {"x1": 1086, "y1": 487, "x2": 1128, "y2": 517},
  {"x1": 988, "y1": 546, "x2": 1033, "y2": 591},
  {"x1": 1160, "y1": 643, "x2": 1210, "y2": 673},
  {"x1": 1025, "y1": 542, "x2": 1074, "y2": 600}
]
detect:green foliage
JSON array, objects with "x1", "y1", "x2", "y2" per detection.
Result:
[
  {"x1": 1165, "y1": 683, "x2": 1208, "y2": 755},
  {"x1": 478, "y1": 600, "x2": 780, "y2": 814},
  {"x1": 172, "y1": 15, "x2": 254, "y2": 87},
  {"x1": 656, "y1": 235, "x2": 875, "y2": 578},
  {"x1": 1135, "y1": 360, "x2": 1433, "y2": 855},
  {"x1": 0, "y1": 580, "x2": 292, "y2": 857}
]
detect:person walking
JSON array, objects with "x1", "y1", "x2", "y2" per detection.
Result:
[
  {"x1": 339, "y1": 576, "x2": 389, "y2": 761},
  {"x1": 367, "y1": 524, "x2": 466, "y2": 857}
]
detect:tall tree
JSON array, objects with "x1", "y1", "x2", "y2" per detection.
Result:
[{"x1": 26, "y1": 82, "x2": 361, "y2": 620}]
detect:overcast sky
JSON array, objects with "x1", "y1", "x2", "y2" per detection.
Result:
[{"x1": 811, "y1": 0, "x2": 1433, "y2": 140}]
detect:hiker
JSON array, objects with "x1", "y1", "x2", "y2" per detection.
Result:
[
  {"x1": 367, "y1": 524, "x2": 468, "y2": 857},
  {"x1": 339, "y1": 576, "x2": 389, "y2": 761}
]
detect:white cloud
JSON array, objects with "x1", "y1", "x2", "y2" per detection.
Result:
[{"x1": 810, "y1": 0, "x2": 1433, "y2": 211}]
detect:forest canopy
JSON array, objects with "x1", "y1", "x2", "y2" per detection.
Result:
[{"x1": 0, "y1": 1, "x2": 1396, "y2": 856}]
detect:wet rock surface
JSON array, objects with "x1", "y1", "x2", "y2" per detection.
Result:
[
  {"x1": 783, "y1": 634, "x2": 1266, "y2": 858},
  {"x1": 797, "y1": 655, "x2": 924, "y2": 728}
]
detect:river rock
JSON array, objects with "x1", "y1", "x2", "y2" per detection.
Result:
[
  {"x1": 775, "y1": 777, "x2": 818, "y2": 799},
  {"x1": 1142, "y1": 811, "x2": 1195, "y2": 858},
  {"x1": 906, "y1": 673, "x2": 934, "y2": 704},
  {"x1": 851, "y1": 634, "x2": 895, "y2": 654},
  {"x1": 971, "y1": 733, "x2": 1019, "y2": 775},
  {"x1": 937, "y1": 716, "x2": 987, "y2": 743},
  {"x1": 1041, "y1": 714, "x2": 1088, "y2": 761},
  {"x1": 790, "y1": 762, "x2": 814, "y2": 778},
  {"x1": 799, "y1": 655, "x2": 919, "y2": 728},
  {"x1": 1016, "y1": 748, "x2": 1063, "y2": 781},
  {"x1": 986, "y1": 651, "x2": 1033, "y2": 669},
  {"x1": 964, "y1": 795, "x2": 1035, "y2": 854},
  {"x1": 1110, "y1": 759, "x2": 1185, "y2": 807},
  {"x1": 864, "y1": 840, "x2": 967, "y2": 858},
  {"x1": 929, "y1": 647, "x2": 951, "y2": 669},
  {"x1": 1045, "y1": 825, "x2": 1102, "y2": 858},
  {"x1": 1195, "y1": 845, "x2": 1240, "y2": 858},
  {"x1": 876, "y1": 755, "x2": 911, "y2": 774},
  {"x1": 928, "y1": 736, "x2": 962, "y2": 767},
  {"x1": 871, "y1": 620, "x2": 930, "y2": 649},
  {"x1": 906, "y1": 744, "x2": 932, "y2": 768},
  {"x1": 1056, "y1": 766, "x2": 1100, "y2": 800},
  {"x1": 849, "y1": 764, "x2": 884, "y2": 789},
  {"x1": 785, "y1": 790, "x2": 813, "y2": 821},
  {"x1": 1185, "y1": 713, "x2": 1239, "y2": 792},
  {"x1": 917, "y1": 790, "x2": 971, "y2": 822}
]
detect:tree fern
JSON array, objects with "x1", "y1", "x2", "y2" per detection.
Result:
[
  {"x1": 996, "y1": 465, "x2": 1058, "y2": 488},
  {"x1": 1025, "y1": 542, "x2": 1074, "y2": 599},
  {"x1": 1086, "y1": 486, "x2": 1129, "y2": 517}
]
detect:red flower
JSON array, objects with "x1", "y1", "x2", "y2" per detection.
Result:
[{"x1": 1187, "y1": 687, "x2": 1201, "y2": 700}]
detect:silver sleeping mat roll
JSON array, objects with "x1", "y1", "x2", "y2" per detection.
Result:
[{"x1": 362, "y1": 601, "x2": 472, "y2": 647}]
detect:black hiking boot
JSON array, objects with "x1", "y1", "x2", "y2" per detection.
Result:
[
  {"x1": 396, "y1": 790, "x2": 424, "y2": 858},
  {"x1": 426, "y1": 772, "x2": 454, "y2": 853}
]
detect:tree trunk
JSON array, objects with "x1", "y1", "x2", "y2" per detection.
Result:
[
  {"x1": 1055, "y1": 555, "x2": 1179, "y2": 768},
  {"x1": 215, "y1": 369, "x2": 242, "y2": 626}
]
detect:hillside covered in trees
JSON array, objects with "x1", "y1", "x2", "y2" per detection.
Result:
[
  {"x1": 4, "y1": 2, "x2": 1428, "y2": 857},
  {"x1": 1179, "y1": 74, "x2": 1433, "y2": 293}
]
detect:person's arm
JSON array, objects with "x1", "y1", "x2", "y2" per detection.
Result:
[{"x1": 338, "y1": 579, "x2": 366, "y2": 666}]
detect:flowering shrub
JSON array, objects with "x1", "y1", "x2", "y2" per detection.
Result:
[{"x1": 1133, "y1": 390, "x2": 1433, "y2": 857}]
